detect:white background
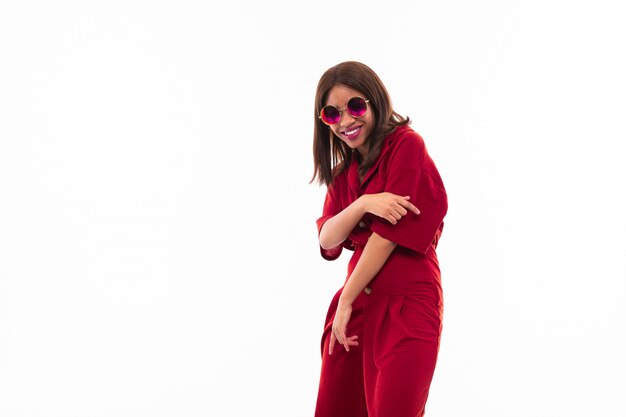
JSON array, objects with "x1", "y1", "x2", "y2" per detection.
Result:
[{"x1": 1, "y1": 1, "x2": 625, "y2": 416}]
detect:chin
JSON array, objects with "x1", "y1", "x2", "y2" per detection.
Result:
[{"x1": 342, "y1": 140, "x2": 360, "y2": 150}]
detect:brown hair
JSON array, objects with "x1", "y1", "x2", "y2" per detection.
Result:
[{"x1": 311, "y1": 61, "x2": 410, "y2": 186}]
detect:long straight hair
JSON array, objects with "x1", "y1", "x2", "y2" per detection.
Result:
[{"x1": 311, "y1": 61, "x2": 410, "y2": 186}]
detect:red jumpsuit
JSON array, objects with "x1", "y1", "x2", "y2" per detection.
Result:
[{"x1": 314, "y1": 125, "x2": 448, "y2": 417}]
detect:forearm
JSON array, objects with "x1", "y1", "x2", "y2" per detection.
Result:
[
  {"x1": 339, "y1": 232, "x2": 397, "y2": 305},
  {"x1": 319, "y1": 196, "x2": 366, "y2": 250}
]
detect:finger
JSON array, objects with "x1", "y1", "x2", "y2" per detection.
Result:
[
  {"x1": 384, "y1": 210, "x2": 398, "y2": 224},
  {"x1": 395, "y1": 205, "x2": 408, "y2": 216},
  {"x1": 387, "y1": 207, "x2": 402, "y2": 220},
  {"x1": 399, "y1": 199, "x2": 420, "y2": 215},
  {"x1": 335, "y1": 332, "x2": 349, "y2": 351},
  {"x1": 335, "y1": 329, "x2": 349, "y2": 352},
  {"x1": 329, "y1": 332, "x2": 336, "y2": 355},
  {"x1": 346, "y1": 335, "x2": 359, "y2": 346}
]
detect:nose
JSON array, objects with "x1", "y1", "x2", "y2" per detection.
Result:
[{"x1": 338, "y1": 110, "x2": 356, "y2": 127}]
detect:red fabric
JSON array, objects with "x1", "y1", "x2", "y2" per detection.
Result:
[{"x1": 314, "y1": 125, "x2": 447, "y2": 417}]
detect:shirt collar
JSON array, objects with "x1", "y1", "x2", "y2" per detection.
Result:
[{"x1": 347, "y1": 125, "x2": 409, "y2": 192}]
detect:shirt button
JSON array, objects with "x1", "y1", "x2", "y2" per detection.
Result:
[
  {"x1": 364, "y1": 287, "x2": 372, "y2": 295},
  {"x1": 358, "y1": 221, "x2": 366, "y2": 228}
]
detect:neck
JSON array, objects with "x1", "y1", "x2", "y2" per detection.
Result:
[{"x1": 356, "y1": 145, "x2": 368, "y2": 160}]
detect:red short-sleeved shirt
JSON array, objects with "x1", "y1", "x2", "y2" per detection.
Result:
[{"x1": 316, "y1": 125, "x2": 448, "y2": 289}]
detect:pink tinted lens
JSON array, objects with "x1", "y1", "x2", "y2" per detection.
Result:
[
  {"x1": 321, "y1": 106, "x2": 341, "y2": 125},
  {"x1": 347, "y1": 97, "x2": 367, "y2": 117}
]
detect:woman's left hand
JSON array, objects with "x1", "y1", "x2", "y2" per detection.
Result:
[{"x1": 329, "y1": 302, "x2": 359, "y2": 355}]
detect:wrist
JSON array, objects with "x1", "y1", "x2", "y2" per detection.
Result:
[
  {"x1": 338, "y1": 294, "x2": 354, "y2": 307},
  {"x1": 355, "y1": 195, "x2": 369, "y2": 216}
]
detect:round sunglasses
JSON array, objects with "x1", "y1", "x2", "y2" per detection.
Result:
[{"x1": 319, "y1": 96, "x2": 370, "y2": 125}]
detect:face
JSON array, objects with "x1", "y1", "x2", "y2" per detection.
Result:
[{"x1": 324, "y1": 84, "x2": 375, "y2": 158}]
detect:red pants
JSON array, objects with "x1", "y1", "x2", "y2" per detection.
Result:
[{"x1": 314, "y1": 283, "x2": 443, "y2": 417}]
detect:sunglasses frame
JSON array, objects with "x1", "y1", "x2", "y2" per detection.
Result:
[{"x1": 319, "y1": 96, "x2": 370, "y2": 126}]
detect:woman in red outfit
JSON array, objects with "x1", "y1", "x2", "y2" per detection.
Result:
[{"x1": 311, "y1": 61, "x2": 448, "y2": 417}]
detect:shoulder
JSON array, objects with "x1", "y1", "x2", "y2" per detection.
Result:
[{"x1": 385, "y1": 125, "x2": 426, "y2": 157}]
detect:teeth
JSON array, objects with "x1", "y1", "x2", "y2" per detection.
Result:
[{"x1": 345, "y1": 127, "x2": 360, "y2": 135}]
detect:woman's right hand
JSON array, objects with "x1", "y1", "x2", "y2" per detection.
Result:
[{"x1": 360, "y1": 192, "x2": 420, "y2": 225}]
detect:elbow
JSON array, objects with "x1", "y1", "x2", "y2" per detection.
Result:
[
  {"x1": 318, "y1": 224, "x2": 335, "y2": 250},
  {"x1": 319, "y1": 236, "x2": 335, "y2": 251}
]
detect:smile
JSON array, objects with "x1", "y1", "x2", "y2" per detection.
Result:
[{"x1": 341, "y1": 126, "x2": 362, "y2": 139}]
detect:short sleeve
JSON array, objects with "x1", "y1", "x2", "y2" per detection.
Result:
[
  {"x1": 316, "y1": 179, "x2": 344, "y2": 261},
  {"x1": 369, "y1": 133, "x2": 448, "y2": 254}
]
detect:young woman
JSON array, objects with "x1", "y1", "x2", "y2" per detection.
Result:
[{"x1": 311, "y1": 61, "x2": 448, "y2": 417}]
